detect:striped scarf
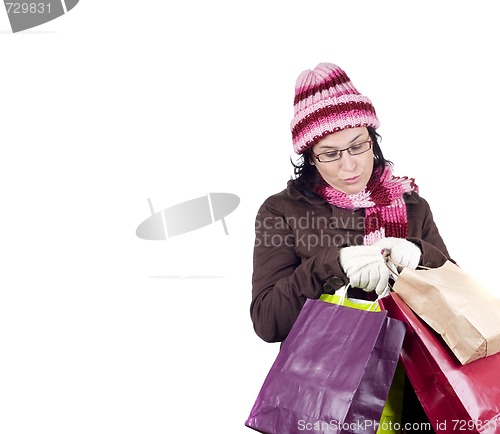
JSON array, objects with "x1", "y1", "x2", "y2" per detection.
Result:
[{"x1": 315, "y1": 165, "x2": 418, "y2": 245}]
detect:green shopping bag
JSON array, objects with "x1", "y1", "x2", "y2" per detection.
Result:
[{"x1": 320, "y1": 288, "x2": 404, "y2": 434}]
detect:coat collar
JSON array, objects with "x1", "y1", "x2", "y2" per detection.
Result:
[{"x1": 286, "y1": 179, "x2": 419, "y2": 206}]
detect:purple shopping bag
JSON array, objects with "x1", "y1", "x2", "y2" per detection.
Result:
[{"x1": 245, "y1": 299, "x2": 405, "y2": 434}]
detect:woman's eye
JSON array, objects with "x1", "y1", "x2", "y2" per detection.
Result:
[{"x1": 325, "y1": 151, "x2": 340, "y2": 159}]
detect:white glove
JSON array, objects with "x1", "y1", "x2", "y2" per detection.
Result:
[
  {"x1": 338, "y1": 245, "x2": 390, "y2": 295},
  {"x1": 373, "y1": 237, "x2": 421, "y2": 274}
]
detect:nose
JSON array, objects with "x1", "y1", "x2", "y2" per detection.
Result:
[{"x1": 339, "y1": 150, "x2": 356, "y2": 171}]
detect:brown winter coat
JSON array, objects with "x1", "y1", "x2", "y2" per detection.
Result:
[{"x1": 250, "y1": 180, "x2": 452, "y2": 343}]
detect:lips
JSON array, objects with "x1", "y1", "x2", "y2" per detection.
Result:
[{"x1": 343, "y1": 175, "x2": 360, "y2": 184}]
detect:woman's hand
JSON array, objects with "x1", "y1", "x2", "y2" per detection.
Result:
[
  {"x1": 373, "y1": 237, "x2": 421, "y2": 274},
  {"x1": 339, "y1": 245, "x2": 390, "y2": 295}
]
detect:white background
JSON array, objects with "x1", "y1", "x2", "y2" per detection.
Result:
[{"x1": 1, "y1": 1, "x2": 499, "y2": 433}]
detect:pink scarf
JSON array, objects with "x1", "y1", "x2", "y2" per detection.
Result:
[{"x1": 314, "y1": 165, "x2": 418, "y2": 245}]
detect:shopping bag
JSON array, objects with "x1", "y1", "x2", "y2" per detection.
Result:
[
  {"x1": 379, "y1": 292, "x2": 500, "y2": 434},
  {"x1": 392, "y1": 260, "x2": 500, "y2": 364},
  {"x1": 319, "y1": 290, "x2": 379, "y2": 311},
  {"x1": 320, "y1": 289, "x2": 404, "y2": 434},
  {"x1": 245, "y1": 299, "x2": 405, "y2": 434}
]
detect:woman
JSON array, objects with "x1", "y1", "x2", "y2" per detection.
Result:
[
  {"x1": 251, "y1": 63, "x2": 452, "y2": 343},
  {"x1": 250, "y1": 62, "x2": 451, "y2": 431}
]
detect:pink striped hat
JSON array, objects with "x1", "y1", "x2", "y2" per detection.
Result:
[{"x1": 290, "y1": 63, "x2": 380, "y2": 154}]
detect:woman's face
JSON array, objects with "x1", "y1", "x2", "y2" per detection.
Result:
[{"x1": 311, "y1": 127, "x2": 374, "y2": 195}]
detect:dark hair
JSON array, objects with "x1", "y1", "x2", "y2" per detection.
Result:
[{"x1": 290, "y1": 127, "x2": 392, "y2": 198}]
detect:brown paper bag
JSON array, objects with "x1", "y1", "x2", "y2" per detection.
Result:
[{"x1": 392, "y1": 260, "x2": 500, "y2": 364}]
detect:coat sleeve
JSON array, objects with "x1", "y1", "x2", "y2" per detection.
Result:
[
  {"x1": 250, "y1": 197, "x2": 348, "y2": 343},
  {"x1": 406, "y1": 195, "x2": 453, "y2": 267}
]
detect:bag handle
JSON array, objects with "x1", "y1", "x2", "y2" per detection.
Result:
[
  {"x1": 379, "y1": 258, "x2": 432, "y2": 296},
  {"x1": 336, "y1": 284, "x2": 389, "y2": 311},
  {"x1": 386, "y1": 257, "x2": 432, "y2": 278}
]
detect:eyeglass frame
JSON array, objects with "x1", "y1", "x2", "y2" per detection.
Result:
[{"x1": 312, "y1": 139, "x2": 373, "y2": 163}]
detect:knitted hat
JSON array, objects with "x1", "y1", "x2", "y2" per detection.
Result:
[{"x1": 290, "y1": 63, "x2": 380, "y2": 154}]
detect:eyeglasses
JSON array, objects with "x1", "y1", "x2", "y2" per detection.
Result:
[{"x1": 313, "y1": 139, "x2": 372, "y2": 163}]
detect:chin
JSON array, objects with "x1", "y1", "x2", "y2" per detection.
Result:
[
  {"x1": 329, "y1": 181, "x2": 362, "y2": 195},
  {"x1": 344, "y1": 187, "x2": 364, "y2": 195}
]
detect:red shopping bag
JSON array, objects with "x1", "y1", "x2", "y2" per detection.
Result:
[{"x1": 379, "y1": 292, "x2": 500, "y2": 434}]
